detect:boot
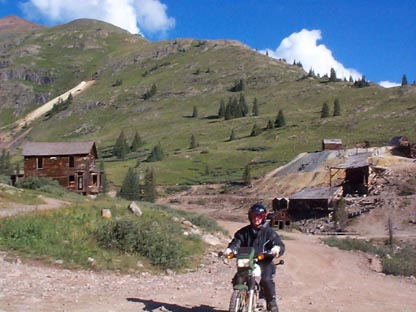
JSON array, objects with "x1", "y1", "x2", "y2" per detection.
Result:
[{"x1": 267, "y1": 299, "x2": 279, "y2": 312}]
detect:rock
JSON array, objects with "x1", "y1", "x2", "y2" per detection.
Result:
[
  {"x1": 368, "y1": 255, "x2": 383, "y2": 273},
  {"x1": 165, "y1": 269, "x2": 175, "y2": 276},
  {"x1": 182, "y1": 220, "x2": 193, "y2": 227},
  {"x1": 202, "y1": 234, "x2": 222, "y2": 246},
  {"x1": 128, "y1": 201, "x2": 142, "y2": 217},
  {"x1": 101, "y1": 209, "x2": 112, "y2": 219},
  {"x1": 87, "y1": 257, "x2": 96, "y2": 266}
]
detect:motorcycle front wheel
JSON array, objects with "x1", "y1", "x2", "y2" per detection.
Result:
[{"x1": 229, "y1": 289, "x2": 248, "y2": 312}]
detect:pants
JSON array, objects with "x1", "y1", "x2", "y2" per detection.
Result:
[{"x1": 259, "y1": 261, "x2": 277, "y2": 303}]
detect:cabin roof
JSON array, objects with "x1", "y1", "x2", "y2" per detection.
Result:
[
  {"x1": 331, "y1": 152, "x2": 371, "y2": 169},
  {"x1": 22, "y1": 141, "x2": 97, "y2": 157},
  {"x1": 290, "y1": 186, "x2": 342, "y2": 200},
  {"x1": 322, "y1": 139, "x2": 343, "y2": 145}
]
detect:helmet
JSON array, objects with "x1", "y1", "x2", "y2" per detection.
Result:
[{"x1": 248, "y1": 203, "x2": 267, "y2": 227}]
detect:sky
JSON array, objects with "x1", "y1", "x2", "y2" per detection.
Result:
[{"x1": 0, "y1": 0, "x2": 415, "y2": 88}]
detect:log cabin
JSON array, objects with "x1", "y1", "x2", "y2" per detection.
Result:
[{"x1": 22, "y1": 141, "x2": 103, "y2": 195}]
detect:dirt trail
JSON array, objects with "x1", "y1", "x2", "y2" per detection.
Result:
[
  {"x1": 0, "y1": 80, "x2": 94, "y2": 149},
  {"x1": 1, "y1": 157, "x2": 415, "y2": 311},
  {"x1": 1, "y1": 218, "x2": 415, "y2": 312}
]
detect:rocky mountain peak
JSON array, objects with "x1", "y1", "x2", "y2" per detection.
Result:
[{"x1": 0, "y1": 15, "x2": 44, "y2": 33}]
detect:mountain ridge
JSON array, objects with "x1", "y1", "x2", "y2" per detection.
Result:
[
  {"x1": 0, "y1": 16, "x2": 415, "y2": 186},
  {"x1": 0, "y1": 15, "x2": 44, "y2": 34}
]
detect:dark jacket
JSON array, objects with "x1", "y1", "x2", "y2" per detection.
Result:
[{"x1": 228, "y1": 222, "x2": 285, "y2": 259}]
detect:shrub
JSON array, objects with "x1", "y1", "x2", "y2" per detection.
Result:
[
  {"x1": 323, "y1": 237, "x2": 416, "y2": 277},
  {"x1": 382, "y1": 247, "x2": 416, "y2": 276},
  {"x1": 323, "y1": 237, "x2": 379, "y2": 254},
  {"x1": 17, "y1": 176, "x2": 66, "y2": 195},
  {"x1": 95, "y1": 214, "x2": 188, "y2": 269},
  {"x1": 0, "y1": 174, "x2": 11, "y2": 184}
]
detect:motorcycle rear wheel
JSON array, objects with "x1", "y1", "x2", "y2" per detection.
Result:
[{"x1": 229, "y1": 289, "x2": 248, "y2": 312}]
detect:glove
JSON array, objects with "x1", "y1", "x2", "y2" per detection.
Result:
[
  {"x1": 224, "y1": 248, "x2": 233, "y2": 256},
  {"x1": 271, "y1": 246, "x2": 281, "y2": 256}
]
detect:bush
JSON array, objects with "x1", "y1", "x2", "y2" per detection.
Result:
[
  {"x1": 0, "y1": 174, "x2": 11, "y2": 185},
  {"x1": 95, "y1": 214, "x2": 188, "y2": 269},
  {"x1": 17, "y1": 176, "x2": 67, "y2": 195},
  {"x1": 382, "y1": 247, "x2": 416, "y2": 276},
  {"x1": 323, "y1": 237, "x2": 416, "y2": 277},
  {"x1": 323, "y1": 237, "x2": 379, "y2": 254}
]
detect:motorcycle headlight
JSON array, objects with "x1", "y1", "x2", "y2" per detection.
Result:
[{"x1": 237, "y1": 258, "x2": 251, "y2": 268}]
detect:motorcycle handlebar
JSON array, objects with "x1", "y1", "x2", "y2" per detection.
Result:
[{"x1": 218, "y1": 251, "x2": 285, "y2": 265}]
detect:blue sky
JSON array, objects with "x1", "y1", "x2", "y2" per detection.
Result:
[{"x1": 1, "y1": 0, "x2": 415, "y2": 87}]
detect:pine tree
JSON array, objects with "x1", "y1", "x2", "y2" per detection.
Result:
[
  {"x1": 275, "y1": 109, "x2": 286, "y2": 128},
  {"x1": 130, "y1": 131, "x2": 143, "y2": 152},
  {"x1": 239, "y1": 93, "x2": 248, "y2": 116},
  {"x1": 229, "y1": 129, "x2": 236, "y2": 141},
  {"x1": 333, "y1": 98, "x2": 341, "y2": 116},
  {"x1": 250, "y1": 124, "x2": 261, "y2": 137},
  {"x1": 192, "y1": 106, "x2": 198, "y2": 118},
  {"x1": 0, "y1": 150, "x2": 12, "y2": 175},
  {"x1": 143, "y1": 83, "x2": 157, "y2": 99},
  {"x1": 143, "y1": 167, "x2": 156, "y2": 202},
  {"x1": 321, "y1": 102, "x2": 330, "y2": 118},
  {"x1": 113, "y1": 131, "x2": 129, "y2": 159},
  {"x1": 230, "y1": 79, "x2": 245, "y2": 92},
  {"x1": 66, "y1": 92, "x2": 73, "y2": 105},
  {"x1": 243, "y1": 164, "x2": 251, "y2": 185},
  {"x1": 99, "y1": 160, "x2": 108, "y2": 195},
  {"x1": 146, "y1": 144, "x2": 164, "y2": 162},
  {"x1": 354, "y1": 76, "x2": 369, "y2": 88},
  {"x1": 401, "y1": 74, "x2": 408, "y2": 86},
  {"x1": 233, "y1": 97, "x2": 243, "y2": 118},
  {"x1": 266, "y1": 119, "x2": 274, "y2": 130},
  {"x1": 218, "y1": 99, "x2": 225, "y2": 118},
  {"x1": 190, "y1": 134, "x2": 199, "y2": 149},
  {"x1": 119, "y1": 167, "x2": 140, "y2": 200},
  {"x1": 329, "y1": 68, "x2": 337, "y2": 82},
  {"x1": 252, "y1": 98, "x2": 259, "y2": 116},
  {"x1": 224, "y1": 97, "x2": 233, "y2": 120}
]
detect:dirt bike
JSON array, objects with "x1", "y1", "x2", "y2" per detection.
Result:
[{"x1": 225, "y1": 246, "x2": 284, "y2": 312}]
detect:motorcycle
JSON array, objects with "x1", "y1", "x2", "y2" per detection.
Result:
[{"x1": 225, "y1": 245, "x2": 284, "y2": 312}]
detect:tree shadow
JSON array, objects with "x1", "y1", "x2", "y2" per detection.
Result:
[{"x1": 126, "y1": 298, "x2": 226, "y2": 312}]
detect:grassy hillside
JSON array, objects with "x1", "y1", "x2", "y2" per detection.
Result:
[{"x1": 1, "y1": 18, "x2": 415, "y2": 187}]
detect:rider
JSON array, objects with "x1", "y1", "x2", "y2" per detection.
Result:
[{"x1": 225, "y1": 203, "x2": 285, "y2": 312}]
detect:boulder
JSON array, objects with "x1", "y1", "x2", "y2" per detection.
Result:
[
  {"x1": 128, "y1": 201, "x2": 142, "y2": 217},
  {"x1": 101, "y1": 209, "x2": 112, "y2": 219}
]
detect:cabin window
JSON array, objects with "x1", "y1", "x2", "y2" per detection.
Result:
[
  {"x1": 92, "y1": 174, "x2": 98, "y2": 186},
  {"x1": 77, "y1": 173, "x2": 84, "y2": 190},
  {"x1": 69, "y1": 156, "x2": 75, "y2": 168},
  {"x1": 68, "y1": 175, "x2": 75, "y2": 187},
  {"x1": 37, "y1": 157, "x2": 43, "y2": 169}
]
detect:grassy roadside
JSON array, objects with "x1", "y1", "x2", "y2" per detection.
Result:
[
  {"x1": 323, "y1": 237, "x2": 416, "y2": 277},
  {"x1": 0, "y1": 188, "x2": 223, "y2": 273}
]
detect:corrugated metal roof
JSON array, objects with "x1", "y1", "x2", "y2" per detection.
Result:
[
  {"x1": 290, "y1": 186, "x2": 342, "y2": 200},
  {"x1": 323, "y1": 139, "x2": 343, "y2": 144},
  {"x1": 331, "y1": 152, "x2": 370, "y2": 169},
  {"x1": 22, "y1": 141, "x2": 96, "y2": 156}
]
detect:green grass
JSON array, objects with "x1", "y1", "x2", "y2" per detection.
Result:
[
  {"x1": 0, "y1": 195, "x2": 221, "y2": 272},
  {"x1": 323, "y1": 237, "x2": 416, "y2": 277},
  {"x1": 1, "y1": 21, "x2": 415, "y2": 188}
]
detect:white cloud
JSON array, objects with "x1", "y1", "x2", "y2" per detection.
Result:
[
  {"x1": 379, "y1": 81, "x2": 400, "y2": 88},
  {"x1": 20, "y1": 0, "x2": 175, "y2": 37},
  {"x1": 134, "y1": 0, "x2": 175, "y2": 35},
  {"x1": 262, "y1": 29, "x2": 362, "y2": 81}
]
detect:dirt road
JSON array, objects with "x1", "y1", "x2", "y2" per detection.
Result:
[
  {"x1": 1, "y1": 160, "x2": 415, "y2": 311},
  {"x1": 1, "y1": 219, "x2": 415, "y2": 312}
]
